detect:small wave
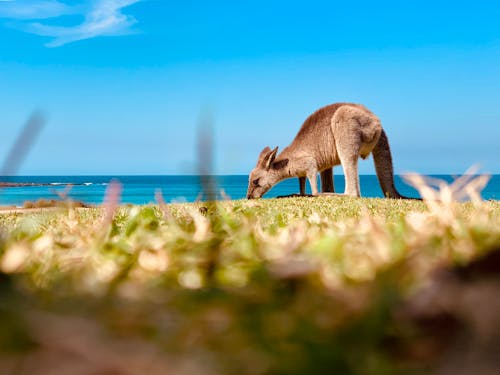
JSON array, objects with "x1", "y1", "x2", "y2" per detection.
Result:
[
  {"x1": 83, "y1": 182, "x2": 93, "y2": 186},
  {"x1": 49, "y1": 182, "x2": 66, "y2": 186}
]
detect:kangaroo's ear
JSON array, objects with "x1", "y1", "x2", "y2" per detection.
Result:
[
  {"x1": 257, "y1": 146, "x2": 272, "y2": 166},
  {"x1": 265, "y1": 147, "x2": 279, "y2": 170},
  {"x1": 272, "y1": 158, "x2": 289, "y2": 170}
]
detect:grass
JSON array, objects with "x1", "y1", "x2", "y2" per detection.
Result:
[{"x1": 0, "y1": 178, "x2": 499, "y2": 374}]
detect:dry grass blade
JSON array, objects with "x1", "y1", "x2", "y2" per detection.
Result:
[
  {"x1": 102, "y1": 179, "x2": 123, "y2": 226},
  {"x1": 51, "y1": 184, "x2": 74, "y2": 201},
  {"x1": 155, "y1": 188, "x2": 172, "y2": 219},
  {"x1": 0, "y1": 111, "x2": 46, "y2": 248},
  {"x1": 197, "y1": 108, "x2": 216, "y2": 202},
  {"x1": 196, "y1": 108, "x2": 223, "y2": 284},
  {"x1": 404, "y1": 168, "x2": 491, "y2": 204},
  {"x1": 1, "y1": 111, "x2": 46, "y2": 177}
]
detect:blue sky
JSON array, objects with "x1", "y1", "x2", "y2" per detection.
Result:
[{"x1": 0, "y1": 0, "x2": 499, "y2": 175}]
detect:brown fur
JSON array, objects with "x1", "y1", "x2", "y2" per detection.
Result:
[{"x1": 247, "y1": 103, "x2": 410, "y2": 199}]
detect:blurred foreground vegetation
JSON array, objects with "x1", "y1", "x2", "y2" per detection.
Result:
[{"x1": 1, "y1": 183, "x2": 500, "y2": 374}]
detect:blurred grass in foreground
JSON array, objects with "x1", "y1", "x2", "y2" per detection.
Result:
[{"x1": 0, "y1": 177, "x2": 499, "y2": 374}]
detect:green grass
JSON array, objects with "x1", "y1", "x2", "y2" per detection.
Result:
[{"x1": 0, "y1": 194, "x2": 499, "y2": 374}]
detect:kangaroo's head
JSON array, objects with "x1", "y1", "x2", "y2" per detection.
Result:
[{"x1": 247, "y1": 146, "x2": 289, "y2": 199}]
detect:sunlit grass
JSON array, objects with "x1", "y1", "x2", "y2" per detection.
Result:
[{"x1": 0, "y1": 176, "x2": 499, "y2": 374}]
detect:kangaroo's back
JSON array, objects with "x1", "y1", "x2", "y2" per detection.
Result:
[
  {"x1": 292, "y1": 103, "x2": 377, "y2": 143},
  {"x1": 293, "y1": 103, "x2": 350, "y2": 142}
]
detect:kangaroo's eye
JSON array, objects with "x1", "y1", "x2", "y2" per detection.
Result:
[{"x1": 252, "y1": 179, "x2": 260, "y2": 187}]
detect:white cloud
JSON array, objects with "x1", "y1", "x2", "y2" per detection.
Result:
[
  {"x1": 0, "y1": 0, "x2": 76, "y2": 19},
  {"x1": 0, "y1": 0, "x2": 141, "y2": 47}
]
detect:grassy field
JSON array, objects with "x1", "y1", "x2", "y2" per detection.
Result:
[{"x1": 1, "y1": 179, "x2": 499, "y2": 374}]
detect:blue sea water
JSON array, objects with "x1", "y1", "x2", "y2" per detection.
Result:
[{"x1": 0, "y1": 175, "x2": 499, "y2": 206}]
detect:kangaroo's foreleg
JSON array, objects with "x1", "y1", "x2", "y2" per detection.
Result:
[
  {"x1": 298, "y1": 177, "x2": 306, "y2": 195},
  {"x1": 307, "y1": 171, "x2": 319, "y2": 196},
  {"x1": 320, "y1": 168, "x2": 334, "y2": 193}
]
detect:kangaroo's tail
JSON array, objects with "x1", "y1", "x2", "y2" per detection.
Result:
[{"x1": 372, "y1": 129, "x2": 419, "y2": 200}]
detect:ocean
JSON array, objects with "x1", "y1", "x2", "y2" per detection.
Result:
[{"x1": 0, "y1": 175, "x2": 498, "y2": 207}]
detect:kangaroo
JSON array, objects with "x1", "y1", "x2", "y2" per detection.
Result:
[{"x1": 247, "y1": 102, "x2": 412, "y2": 199}]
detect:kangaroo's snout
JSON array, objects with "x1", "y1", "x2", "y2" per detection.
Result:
[{"x1": 247, "y1": 192, "x2": 262, "y2": 199}]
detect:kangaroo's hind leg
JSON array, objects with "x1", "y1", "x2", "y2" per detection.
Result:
[
  {"x1": 332, "y1": 108, "x2": 364, "y2": 197},
  {"x1": 338, "y1": 148, "x2": 361, "y2": 197}
]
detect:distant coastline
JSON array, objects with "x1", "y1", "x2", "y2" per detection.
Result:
[
  {"x1": 0, "y1": 182, "x2": 74, "y2": 188},
  {"x1": 0, "y1": 182, "x2": 51, "y2": 187}
]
